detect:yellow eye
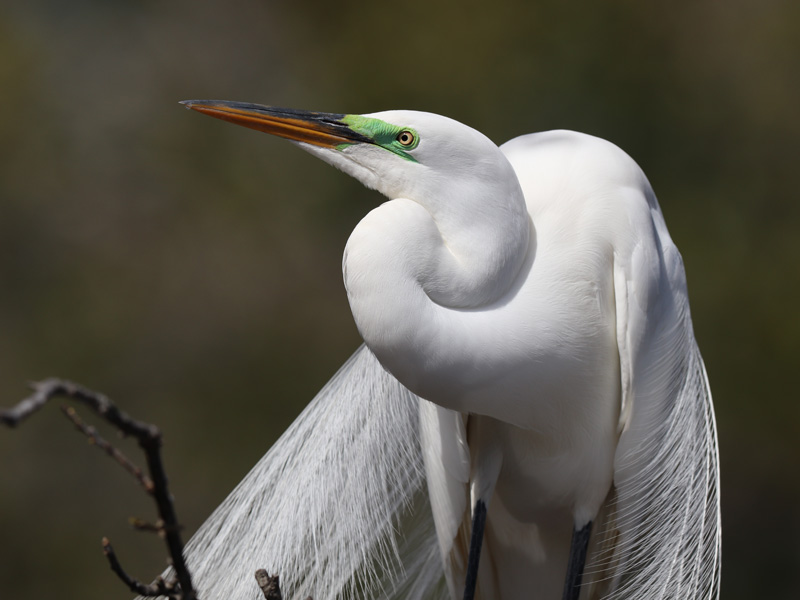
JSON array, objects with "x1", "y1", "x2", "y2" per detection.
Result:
[{"x1": 396, "y1": 130, "x2": 415, "y2": 146}]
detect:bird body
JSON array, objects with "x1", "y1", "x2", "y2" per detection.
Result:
[
  {"x1": 344, "y1": 126, "x2": 659, "y2": 598},
  {"x1": 173, "y1": 102, "x2": 721, "y2": 600}
]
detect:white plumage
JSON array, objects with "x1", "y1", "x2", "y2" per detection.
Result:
[{"x1": 166, "y1": 103, "x2": 721, "y2": 600}]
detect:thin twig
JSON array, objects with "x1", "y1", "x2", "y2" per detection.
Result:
[
  {"x1": 103, "y1": 537, "x2": 178, "y2": 597},
  {"x1": 255, "y1": 569, "x2": 312, "y2": 600},
  {"x1": 61, "y1": 405, "x2": 155, "y2": 492},
  {"x1": 255, "y1": 570, "x2": 282, "y2": 600},
  {"x1": 129, "y1": 517, "x2": 176, "y2": 535},
  {"x1": 1, "y1": 379, "x2": 197, "y2": 600}
]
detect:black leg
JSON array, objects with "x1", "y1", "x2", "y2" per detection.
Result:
[
  {"x1": 562, "y1": 521, "x2": 593, "y2": 600},
  {"x1": 462, "y1": 499, "x2": 487, "y2": 600}
]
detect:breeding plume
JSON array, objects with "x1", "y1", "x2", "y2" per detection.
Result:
[{"x1": 173, "y1": 100, "x2": 721, "y2": 600}]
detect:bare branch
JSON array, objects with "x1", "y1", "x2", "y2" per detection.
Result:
[
  {"x1": 61, "y1": 405, "x2": 154, "y2": 492},
  {"x1": 255, "y1": 570, "x2": 282, "y2": 600},
  {"x1": 103, "y1": 537, "x2": 179, "y2": 597},
  {"x1": 255, "y1": 569, "x2": 313, "y2": 600},
  {"x1": 129, "y1": 517, "x2": 178, "y2": 536},
  {"x1": 1, "y1": 379, "x2": 197, "y2": 600},
  {"x1": 1, "y1": 379, "x2": 158, "y2": 439}
]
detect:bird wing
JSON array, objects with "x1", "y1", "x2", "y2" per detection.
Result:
[
  {"x1": 155, "y1": 345, "x2": 447, "y2": 600},
  {"x1": 418, "y1": 400, "x2": 472, "y2": 599},
  {"x1": 602, "y1": 186, "x2": 722, "y2": 599}
]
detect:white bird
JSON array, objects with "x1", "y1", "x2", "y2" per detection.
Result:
[{"x1": 172, "y1": 101, "x2": 721, "y2": 600}]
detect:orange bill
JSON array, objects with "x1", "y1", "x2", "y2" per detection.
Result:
[{"x1": 180, "y1": 100, "x2": 372, "y2": 148}]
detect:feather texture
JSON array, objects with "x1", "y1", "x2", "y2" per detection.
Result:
[
  {"x1": 594, "y1": 184, "x2": 722, "y2": 600},
  {"x1": 166, "y1": 107, "x2": 721, "y2": 600},
  {"x1": 150, "y1": 346, "x2": 443, "y2": 600},
  {"x1": 151, "y1": 336, "x2": 718, "y2": 599}
]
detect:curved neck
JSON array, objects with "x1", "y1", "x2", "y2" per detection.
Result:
[
  {"x1": 415, "y1": 174, "x2": 530, "y2": 308},
  {"x1": 342, "y1": 174, "x2": 531, "y2": 383}
]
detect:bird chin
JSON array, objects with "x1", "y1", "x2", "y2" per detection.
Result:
[{"x1": 295, "y1": 141, "x2": 384, "y2": 194}]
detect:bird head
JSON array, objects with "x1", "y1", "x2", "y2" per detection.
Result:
[{"x1": 179, "y1": 100, "x2": 519, "y2": 210}]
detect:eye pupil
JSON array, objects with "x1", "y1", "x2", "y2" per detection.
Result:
[{"x1": 397, "y1": 131, "x2": 415, "y2": 146}]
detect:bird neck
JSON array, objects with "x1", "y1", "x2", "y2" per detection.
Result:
[
  {"x1": 413, "y1": 175, "x2": 531, "y2": 308},
  {"x1": 342, "y1": 176, "x2": 531, "y2": 384}
]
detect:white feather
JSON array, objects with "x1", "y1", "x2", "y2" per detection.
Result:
[
  {"x1": 167, "y1": 105, "x2": 721, "y2": 600},
  {"x1": 154, "y1": 346, "x2": 443, "y2": 600}
]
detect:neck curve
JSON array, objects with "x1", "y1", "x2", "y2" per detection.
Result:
[
  {"x1": 342, "y1": 165, "x2": 531, "y2": 381},
  {"x1": 413, "y1": 171, "x2": 530, "y2": 308}
]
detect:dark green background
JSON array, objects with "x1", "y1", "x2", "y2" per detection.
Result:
[{"x1": 1, "y1": 1, "x2": 797, "y2": 598}]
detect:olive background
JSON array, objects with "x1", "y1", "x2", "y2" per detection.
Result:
[{"x1": 0, "y1": 1, "x2": 798, "y2": 598}]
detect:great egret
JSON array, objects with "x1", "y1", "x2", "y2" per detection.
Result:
[{"x1": 172, "y1": 100, "x2": 721, "y2": 600}]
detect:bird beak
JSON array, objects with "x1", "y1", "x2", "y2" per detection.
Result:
[{"x1": 179, "y1": 100, "x2": 372, "y2": 148}]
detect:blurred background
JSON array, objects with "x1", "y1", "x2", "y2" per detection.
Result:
[{"x1": 0, "y1": 1, "x2": 797, "y2": 598}]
